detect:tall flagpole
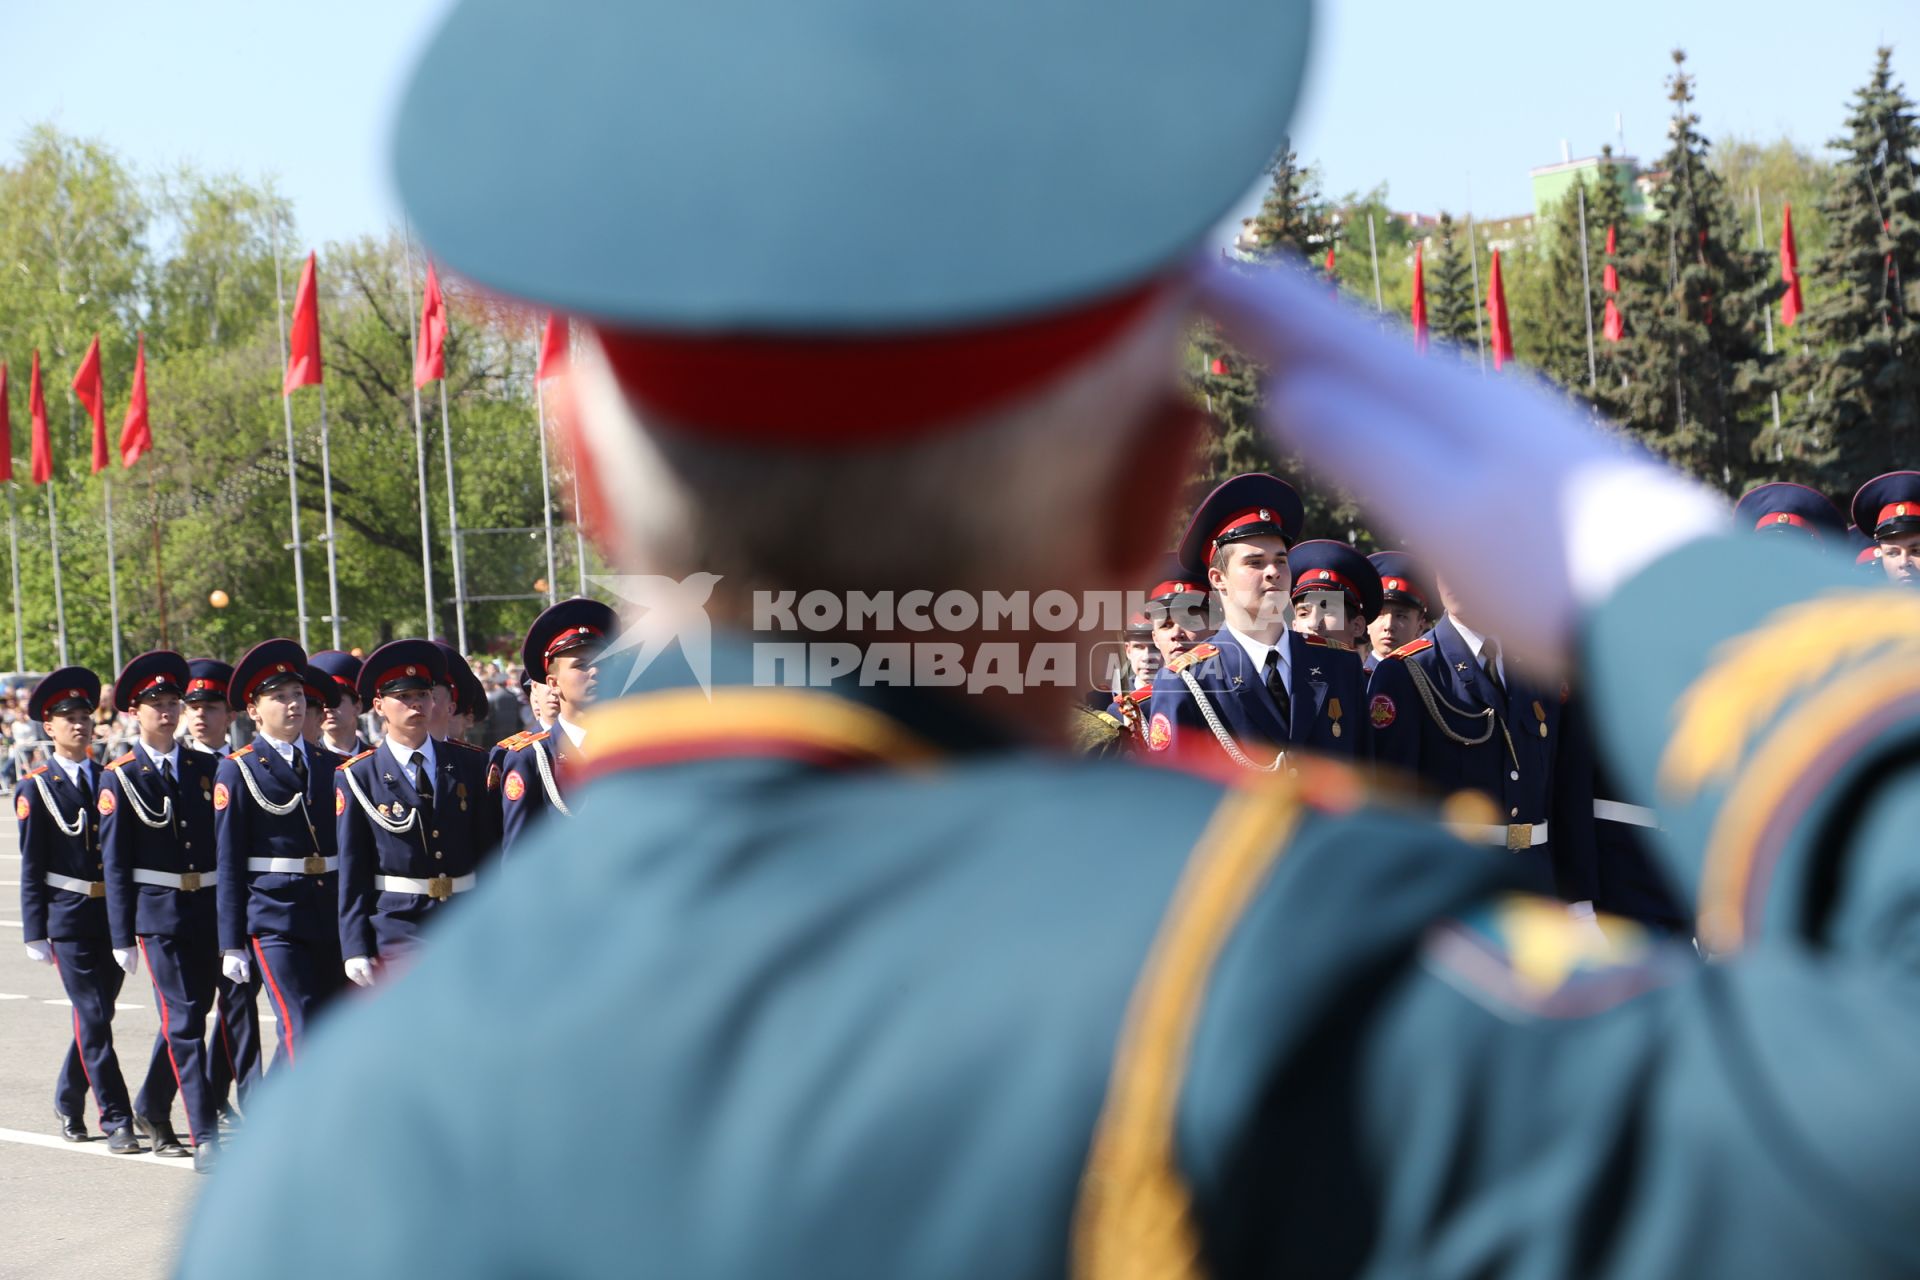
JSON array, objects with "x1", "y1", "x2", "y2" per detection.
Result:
[
  {"x1": 1576, "y1": 182, "x2": 1599, "y2": 393},
  {"x1": 533, "y1": 360, "x2": 559, "y2": 607},
  {"x1": 103, "y1": 475, "x2": 122, "y2": 674},
  {"x1": 437, "y1": 378, "x2": 469, "y2": 654},
  {"x1": 46, "y1": 478, "x2": 67, "y2": 667},
  {"x1": 1753, "y1": 187, "x2": 1785, "y2": 451},
  {"x1": 1366, "y1": 214, "x2": 1384, "y2": 311},
  {"x1": 317, "y1": 383, "x2": 342, "y2": 648},
  {"x1": 572, "y1": 469, "x2": 588, "y2": 597},
  {"x1": 269, "y1": 219, "x2": 312, "y2": 648},
  {"x1": 7, "y1": 483, "x2": 22, "y2": 671},
  {"x1": 1466, "y1": 218, "x2": 1487, "y2": 372},
  {"x1": 402, "y1": 230, "x2": 437, "y2": 636}
]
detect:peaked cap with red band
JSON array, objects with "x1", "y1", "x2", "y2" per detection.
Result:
[
  {"x1": 310, "y1": 650, "x2": 366, "y2": 703},
  {"x1": 390, "y1": 0, "x2": 1313, "y2": 444},
  {"x1": 1287, "y1": 540, "x2": 1383, "y2": 622},
  {"x1": 1852, "y1": 471, "x2": 1920, "y2": 542},
  {"x1": 113, "y1": 650, "x2": 192, "y2": 713},
  {"x1": 1176, "y1": 473, "x2": 1306, "y2": 579},
  {"x1": 1734, "y1": 482, "x2": 1845, "y2": 545},
  {"x1": 434, "y1": 641, "x2": 489, "y2": 720},
  {"x1": 229, "y1": 638, "x2": 308, "y2": 707},
  {"x1": 185, "y1": 658, "x2": 234, "y2": 705},
  {"x1": 29, "y1": 665, "x2": 100, "y2": 722},
  {"x1": 522, "y1": 597, "x2": 619, "y2": 685},
  {"x1": 301, "y1": 664, "x2": 344, "y2": 711},
  {"x1": 358, "y1": 639, "x2": 446, "y2": 705},
  {"x1": 1368, "y1": 550, "x2": 1436, "y2": 619}
]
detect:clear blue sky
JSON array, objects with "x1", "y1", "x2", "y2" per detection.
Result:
[{"x1": 6, "y1": 0, "x2": 1919, "y2": 248}]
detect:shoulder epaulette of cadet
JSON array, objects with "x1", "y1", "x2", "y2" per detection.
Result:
[
  {"x1": 1302, "y1": 633, "x2": 1353, "y2": 651},
  {"x1": 228, "y1": 745, "x2": 254, "y2": 760},
  {"x1": 495, "y1": 730, "x2": 536, "y2": 751},
  {"x1": 1387, "y1": 638, "x2": 1435, "y2": 660},
  {"x1": 1126, "y1": 687, "x2": 1153, "y2": 705},
  {"x1": 442, "y1": 738, "x2": 487, "y2": 753},
  {"x1": 1167, "y1": 643, "x2": 1219, "y2": 674},
  {"x1": 342, "y1": 748, "x2": 378, "y2": 767},
  {"x1": 22, "y1": 765, "x2": 46, "y2": 779},
  {"x1": 105, "y1": 751, "x2": 137, "y2": 771}
]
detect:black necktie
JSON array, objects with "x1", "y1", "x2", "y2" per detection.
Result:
[
  {"x1": 76, "y1": 764, "x2": 94, "y2": 811},
  {"x1": 412, "y1": 752, "x2": 434, "y2": 809},
  {"x1": 1263, "y1": 650, "x2": 1292, "y2": 724},
  {"x1": 1482, "y1": 639, "x2": 1508, "y2": 702},
  {"x1": 160, "y1": 757, "x2": 178, "y2": 800},
  {"x1": 291, "y1": 746, "x2": 308, "y2": 788}
]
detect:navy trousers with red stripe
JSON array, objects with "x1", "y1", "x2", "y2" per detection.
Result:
[
  {"x1": 251, "y1": 934, "x2": 345, "y2": 1069},
  {"x1": 50, "y1": 940, "x2": 132, "y2": 1130},
  {"x1": 137, "y1": 968, "x2": 261, "y2": 1121},
  {"x1": 136, "y1": 935, "x2": 221, "y2": 1146}
]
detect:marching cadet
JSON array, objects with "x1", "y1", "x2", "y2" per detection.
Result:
[
  {"x1": 491, "y1": 598, "x2": 615, "y2": 853},
  {"x1": 523, "y1": 671, "x2": 559, "y2": 732},
  {"x1": 1286, "y1": 538, "x2": 1381, "y2": 651},
  {"x1": 449, "y1": 659, "x2": 490, "y2": 746},
  {"x1": 337, "y1": 641, "x2": 500, "y2": 986},
  {"x1": 1148, "y1": 474, "x2": 1364, "y2": 766},
  {"x1": 1851, "y1": 471, "x2": 1920, "y2": 587},
  {"x1": 100, "y1": 651, "x2": 224, "y2": 1172},
  {"x1": 427, "y1": 641, "x2": 463, "y2": 740},
  {"x1": 177, "y1": 657, "x2": 261, "y2": 1122},
  {"x1": 298, "y1": 664, "x2": 337, "y2": 750},
  {"x1": 1365, "y1": 573, "x2": 1598, "y2": 906},
  {"x1": 309, "y1": 651, "x2": 372, "y2": 756},
  {"x1": 1076, "y1": 558, "x2": 1205, "y2": 757},
  {"x1": 213, "y1": 640, "x2": 348, "y2": 1070},
  {"x1": 1733, "y1": 482, "x2": 1847, "y2": 548},
  {"x1": 1365, "y1": 550, "x2": 1435, "y2": 672},
  {"x1": 17, "y1": 668, "x2": 142, "y2": 1153},
  {"x1": 183, "y1": 1, "x2": 1920, "y2": 1275}
]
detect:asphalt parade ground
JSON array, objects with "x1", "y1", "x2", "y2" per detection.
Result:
[{"x1": 0, "y1": 829, "x2": 201, "y2": 1280}]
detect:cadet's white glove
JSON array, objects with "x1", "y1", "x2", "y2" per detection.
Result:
[
  {"x1": 1197, "y1": 260, "x2": 1726, "y2": 674},
  {"x1": 112, "y1": 947, "x2": 138, "y2": 976},
  {"x1": 221, "y1": 950, "x2": 251, "y2": 985},
  {"x1": 1566, "y1": 900, "x2": 1610, "y2": 947},
  {"x1": 344, "y1": 956, "x2": 376, "y2": 988},
  {"x1": 24, "y1": 939, "x2": 54, "y2": 966}
]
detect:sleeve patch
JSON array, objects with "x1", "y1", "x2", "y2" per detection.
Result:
[
  {"x1": 486, "y1": 763, "x2": 501, "y2": 791},
  {"x1": 1369, "y1": 694, "x2": 1397, "y2": 728},
  {"x1": 97, "y1": 789, "x2": 115, "y2": 816},
  {"x1": 16, "y1": 794, "x2": 30, "y2": 821},
  {"x1": 335, "y1": 786, "x2": 347, "y2": 817},
  {"x1": 1423, "y1": 893, "x2": 1680, "y2": 1019},
  {"x1": 504, "y1": 770, "x2": 526, "y2": 802},
  {"x1": 212, "y1": 782, "x2": 230, "y2": 812},
  {"x1": 1147, "y1": 713, "x2": 1172, "y2": 752}
]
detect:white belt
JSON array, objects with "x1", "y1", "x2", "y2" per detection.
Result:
[
  {"x1": 247, "y1": 856, "x2": 338, "y2": 875},
  {"x1": 377, "y1": 872, "x2": 476, "y2": 901},
  {"x1": 44, "y1": 872, "x2": 104, "y2": 898},
  {"x1": 132, "y1": 868, "x2": 213, "y2": 892},
  {"x1": 1594, "y1": 800, "x2": 1660, "y2": 829},
  {"x1": 1447, "y1": 821, "x2": 1550, "y2": 850}
]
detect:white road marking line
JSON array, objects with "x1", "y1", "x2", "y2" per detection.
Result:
[
  {"x1": 0, "y1": 1125, "x2": 201, "y2": 1171},
  {"x1": 38, "y1": 1000, "x2": 147, "y2": 1010},
  {"x1": 0, "y1": 992, "x2": 28, "y2": 999},
  {"x1": 0, "y1": 878, "x2": 18, "y2": 886},
  {"x1": 1, "y1": 920, "x2": 21, "y2": 928}
]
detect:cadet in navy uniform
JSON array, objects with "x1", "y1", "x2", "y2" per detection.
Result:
[
  {"x1": 1364, "y1": 549, "x2": 1435, "y2": 672},
  {"x1": 490, "y1": 598, "x2": 615, "y2": 853},
  {"x1": 1733, "y1": 481, "x2": 1847, "y2": 547},
  {"x1": 1852, "y1": 471, "x2": 1920, "y2": 587},
  {"x1": 309, "y1": 651, "x2": 371, "y2": 757},
  {"x1": 1287, "y1": 539, "x2": 1379, "y2": 658},
  {"x1": 17, "y1": 668, "x2": 142, "y2": 1152},
  {"x1": 178, "y1": 657, "x2": 261, "y2": 1121},
  {"x1": 213, "y1": 640, "x2": 348, "y2": 1069},
  {"x1": 1366, "y1": 572, "x2": 1598, "y2": 907},
  {"x1": 100, "y1": 651, "x2": 224, "y2": 1171},
  {"x1": 1148, "y1": 474, "x2": 1362, "y2": 767},
  {"x1": 183, "y1": 3, "x2": 1920, "y2": 1276},
  {"x1": 337, "y1": 641, "x2": 501, "y2": 987}
]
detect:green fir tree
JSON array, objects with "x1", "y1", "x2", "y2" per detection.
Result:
[{"x1": 1426, "y1": 213, "x2": 1478, "y2": 349}]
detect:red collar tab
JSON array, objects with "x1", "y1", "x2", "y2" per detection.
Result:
[{"x1": 590, "y1": 279, "x2": 1166, "y2": 445}]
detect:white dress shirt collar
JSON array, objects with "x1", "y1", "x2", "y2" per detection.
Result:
[
  {"x1": 382, "y1": 736, "x2": 438, "y2": 785},
  {"x1": 555, "y1": 716, "x2": 586, "y2": 749},
  {"x1": 139, "y1": 739, "x2": 180, "y2": 777},
  {"x1": 257, "y1": 731, "x2": 300, "y2": 766},
  {"x1": 1447, "y1": 615, "x2": 1506, "y2": 684},
  {"x1": 49, "y1": 752, "x2": 90, "y2": 786},
  {"x1": 1223, "y1": 624, "x2": 1291, "y2": 687}
]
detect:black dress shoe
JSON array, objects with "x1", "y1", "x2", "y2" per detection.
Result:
[
  {"x1": 105, "y1": 1124, "x2": 144, "y2": 1155},
  {"x1": 55, "y1": 1110, "x2": 88, "y2": 1143},
  {"x1": 192, "y1": 1142, "x2": 220, "y2": 1175},
  {"x1": 134, "y1": 1114, "x2": 189, "y2": 1157}
]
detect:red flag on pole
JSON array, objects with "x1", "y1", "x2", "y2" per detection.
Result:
[
  {"x1": 28, "y1": 351, "x2": 52, "y2": 485},
  {"x1": 537, "y1": 314, "x2": 569, "y2": 382},
  {"x1": 1208, "y1": 356, "x2": 1229, "y2": 376},
  {"x1": 1780, "y1": 202, "x2": 1804, "y2": 328},
  {"x1": 415, "y1": 262, "x2": 448, "y2": 387},
  {"x1": 1411, "y1": 243, "x2": 1429, "y2": 354},
  {"x1": 285, "y1": 252, "x2": 324, "y2": 394},
  {"x1": 0, "y1": 362, "x2": 11, "y2": 483},
  {"x1": 1486, "y1": 249, "x2": 1514, "y2": 370},
  {"x1": 121, "y1": 333, "x2": 152, "y2": 468},
  {"x1": 72, "y1": 335, "x2": 108, "y2": 474},
  {"x1": 1602, "y1": 224, "x2": 1624, "y2": 342},
  {"x1": 1603, "y1": 298, "x2": 1625, "y2": 344}
]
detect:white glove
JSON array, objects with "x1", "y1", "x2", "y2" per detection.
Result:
[
  {"x1": 24, "y1": 939, "x2": 53, "y2": 966},
  {"x1": 222, "y1": 950, "x2": 251, "y2": 985},
  {"x1": 344, "y1": 955, "x2": 377, "y2": 988},
  {"x1": 112, "y1": 947, "x2": 138, "y2": 976},
  {"x1": 1566, "y1": 900, "x2": 1610, "y2": 947},
  {"x1": 1196, "y1": 260, "x2": 1726, "y2": 674}
]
